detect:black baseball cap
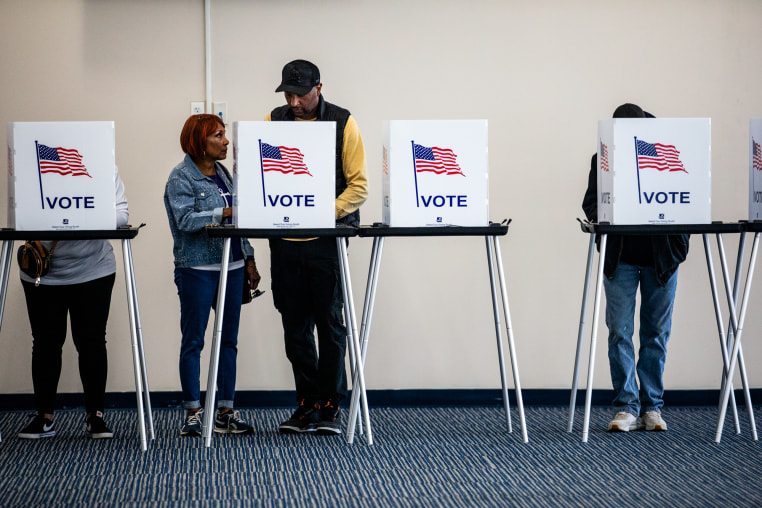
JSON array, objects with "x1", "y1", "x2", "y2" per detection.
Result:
[{"x1": 275, "y1": 60, "x2": 320, "y2": 95}]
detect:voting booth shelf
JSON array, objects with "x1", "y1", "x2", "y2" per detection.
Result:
[
  {"x1": 201, "y1": 226, "x2": 367, "y2": 447},
  {"x1": 0, "y1": 227, "x2": 153, "y2": 451},
  {"x1": 597, "y1": 118, "x2": 711, "y2": 225},
  {"x1": 346, "y1": 222, "x2": 528, "y2": 445},
  {"x1": 382, "y1": 120, "x2": 488, "y2": 227},
  {"x1": 232, "y1": 121, "x2": 336, "y2": 229},
  {"x1": 7, "y1": 122, "x2": 118, "y2": 231},
  {"x1": 569, "y1": 221, "x2": 759, "y2": 444}
]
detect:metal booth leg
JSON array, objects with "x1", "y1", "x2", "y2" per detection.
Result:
[
  {"x1": 582, "y1": 233, "x2": 607, "y2": 443},
  {"x1": 715, "y1": 232, "x2": 759, "y2": 442},
  {"x1": 723, "y1": 232, "x2": 747, "y2": 434},
  {"x1": 486, "y1": 235, "x2": 528, "y2": 443},
  {"x1": 568, "y1": 233, "x2": 596, "y2": 432},
  {"x1": 0, "y1": 240, "x2": 15, "y2": 332},
  {"x1": 124, "y1": 239, "x2": 154, "y2": 441},
  {"x1": 725, "y1": 233, "x2": 757, "y2": 439},
  {"x1": 203, "y1": 237, "x2": 232, "y2": 447},
  {"x1": 0, "y1": 239, "x2": 9, "y2": 443},
  {"x1": 716, "y1": 233, "x2": 757, "y2": 440},
  {"x1": 347, "y1": 236, "x2": 384, "y2": 444},
  {"x1": 337, "y1": 237, "x2": 372, "y2": 445},
  {"x1": 702, "y1": 234, "x2": 742, "y2": 434},
  {"x1": 121, "y1": 239, "x2": 148, "y2": 451},
  {"x1": 725, "y1": 232, "x2": 748, "y2": 434}
]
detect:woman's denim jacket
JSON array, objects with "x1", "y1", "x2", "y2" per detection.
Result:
[{"x1": 164, "y1": 154, "x2": 254, "y2": 268}]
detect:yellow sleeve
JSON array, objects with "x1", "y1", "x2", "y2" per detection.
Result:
[
  {"x1": 264, "y1": 112, "x2": 272, "y2": 121},
  {"x1": 336, "y1": 115, "x2": 368, "y2": 219}
]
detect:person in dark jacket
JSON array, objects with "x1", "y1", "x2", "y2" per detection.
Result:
[
  {"x1": 582, "y1": 103, "x2": 689, "y2": 433},
  {"x1": 265, "y1": 60, "x2": 368, "y2": 436}
]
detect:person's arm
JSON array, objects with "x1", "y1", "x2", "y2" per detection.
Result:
[
  {"x1": 114, "y1": 166, "x2": 129, "y2": 227},
  {"x1": 216, "y1": 163, "x2": 236, "y2": 224},
  {"x1": 581, "y1": 154, "x2": 598, "y2": 222},
  {"x1": 166, "y1": 171, "x2": 223, "y2": 232},
  {"x1": 245, "y1": 257, "x2": 261, "y2": 291},
  {"x1": 336, "y1": 115, "x2": 368, "y2": 219}
]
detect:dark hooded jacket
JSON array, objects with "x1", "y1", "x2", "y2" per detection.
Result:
[{"x1": 582, "y1": 153, "x2": 689, "y2": 286}]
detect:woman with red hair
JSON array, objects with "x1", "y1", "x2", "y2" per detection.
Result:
[{"x1": 164, "y1": 114, "x2": 260, "y2": 436}]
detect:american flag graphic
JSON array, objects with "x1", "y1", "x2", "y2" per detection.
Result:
[
  {"x1": 413, "y1": 143, "x2": 464, "y2": 176},
  {"x1": 260, "y1": 142, "x2": 312, "y2": 176},
  {"x1": 600, "y1": 141, "x2": 609, "y2": 173},
  {"x1": 635, "y1": 139, "x2": 687, "y2": 173},
  {"x1": 37, "y1": 144, "x2": 92, "y2": 177},
  {"x1": 754, "y1": 139, "x2": 762, "y2": 172}
]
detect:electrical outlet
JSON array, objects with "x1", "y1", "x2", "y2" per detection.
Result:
[{"x1": 190, "y1": 102, "x2": 205, "y2": 115}]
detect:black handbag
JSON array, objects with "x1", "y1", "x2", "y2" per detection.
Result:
[{"x1": 17, "y1": 240, "x2": 58, "y2": 286}]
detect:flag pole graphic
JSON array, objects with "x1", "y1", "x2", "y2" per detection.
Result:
[
  {"x1": 258, "y1": 139, "x2": 267, "y2": 207},
  {"x1": 34, "y1": 140, "x2": 45, "y2": 209},
  {"x1": 634, "y1": 136, "x2": 643, "y2": 204},
  {"x1": 411, "y1": 141, "x2": 420, "y2": 207}
]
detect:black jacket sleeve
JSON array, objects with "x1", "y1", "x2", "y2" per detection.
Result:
[{"x1": 582, "y1": 153, "x2": 598, "y2": 222}]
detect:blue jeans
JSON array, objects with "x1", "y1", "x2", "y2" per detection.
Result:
[
  {"x1": 175, "y1": 267, "x2": 244, "y2": 410},
  {"x1": 603, "y1": 261, "x2": 678, "y2": 416}
]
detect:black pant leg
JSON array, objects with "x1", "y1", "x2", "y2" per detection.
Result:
[
  {"x1": 304, "y1": 238, "x2": 347, "y2": 402},
  {"x1": 270, "y1": 239, "x2": 320, "y2": 402},
  {"x1": 68, "y1": 274, "x2": 115, "y2": 414},
  {"x1": 21, "y1": 280, "x2": 70, "y2": 414}
]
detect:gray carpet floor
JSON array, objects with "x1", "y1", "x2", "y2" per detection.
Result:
[{"x1": 0, "y1": 405, "x2": 760, "y2": 507}]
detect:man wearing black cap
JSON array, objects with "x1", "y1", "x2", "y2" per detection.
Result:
[{"x1": 266, "y1": 59, "x2": 368, "y2": 436}]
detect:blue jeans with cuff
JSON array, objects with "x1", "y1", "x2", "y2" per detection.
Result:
[
  {"x1": 175, "y1": 267, "x2": 243, "y2": 410},
  {"x1": 603, "y1": 261, "x2": 678, "y2": 416}
]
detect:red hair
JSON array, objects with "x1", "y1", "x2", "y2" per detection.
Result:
[{"x1": 180, "y1": 114, "x2": 224, "y2": 160}]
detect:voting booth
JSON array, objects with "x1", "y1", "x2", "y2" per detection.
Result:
[
  {"x1": 232, "y1": 121, "x2": 336, "y2": 229},
  {"x1": 749, "y1": 118, "x2": 762, "y2": 221},
  {"x1": 7, "y1": 122, "x2": 117, "y2": 230},
  {"x1": 597, "y1": 118, "x2": 711, "y2": 225},
  {"x1": 382, "y1": 120, "x2": 489, "y2": 227}
]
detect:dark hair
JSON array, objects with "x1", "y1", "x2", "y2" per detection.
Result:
[
  {"x1": 612, "y1": 103, "x2": 645, "y2": 119},
  {"x1": 180, "y1": 114, "x2": 224, "y2": 160}
]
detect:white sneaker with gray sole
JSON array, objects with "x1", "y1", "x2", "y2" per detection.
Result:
[
  {"x1": 607, "y1": 411, "x2": 639, "y2": 432},
  {"x1": 640, "y1": 410, "x2": 668, "y2": 431}
]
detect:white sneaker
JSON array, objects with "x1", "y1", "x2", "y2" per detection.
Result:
[
  {"x1": 640, "y1": 410, "x2": 668, "y2": 431},
  {"x1": 607, "y1": 411, "x2": 639, "y2": 432}
]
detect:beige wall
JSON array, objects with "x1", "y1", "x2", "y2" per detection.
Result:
[{"x1": 1, "y1": 0, "x2": 761, "y2": 399}]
